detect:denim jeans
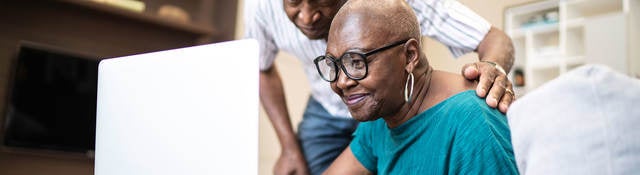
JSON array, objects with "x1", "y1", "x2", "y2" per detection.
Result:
[{"x1": 297, "y1": 97, "x2": 358, "y2": 175}]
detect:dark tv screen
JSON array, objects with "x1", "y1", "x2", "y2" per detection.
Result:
[{"x1": 3, "y1": 43, "x2": 98, "y2": 153}]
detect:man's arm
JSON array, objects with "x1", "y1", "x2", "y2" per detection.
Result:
[
  {"x1": 323, "y1": 146, "x2": 371, "y2": 175},
  {"x1": 408, "y1": 0, "x2": 515, "y2": 113},
  {"x1": 462, "y1": 27, "x2": 515, "y2": 113},
  {"x1": 477, "y1": 27, "x2": 514, "y2": 72},
  {"x1": 261, "y1": 65, "x2": 309, "y2": 175},
  {"x1": 245, "y1": 1, "x2": 309, "y2": 174}
]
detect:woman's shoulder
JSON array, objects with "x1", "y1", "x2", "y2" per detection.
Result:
[
  {"x1": 432, "y1": 70, "x2": 477, "y2": 92},
  {"x1": 426, "y1": 88, "x2": 507, "y2": 134},
  {"x1": 427, "y1": 89, "x2": 512, "y2": 150},
  {"x1": 436, "y1": 89, "x2": 506, "y2": 122},
  {"x1": 432, "y1": 91, "x2": 517, "y2": 173},
  {"x1": 421, "y1": 71, "x2": 477, "y2": 108},
  {"x1": 423, "y1": 70, "x2": 507, "y2": 131}
]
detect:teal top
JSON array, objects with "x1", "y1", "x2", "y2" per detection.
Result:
[{"x1": 350, "y1": 90, "x2": 518, "y2": 175}]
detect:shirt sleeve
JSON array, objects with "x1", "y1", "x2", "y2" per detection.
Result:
[
  {"x1": 350, "y1": 123, "x2": 377, "y2": 173},
  {"x1": 243, "y1": 0, "x2": 279, "y2": 71},
  {"x1": 408, "y1": 0, "x2": 491, "y2": 58}
]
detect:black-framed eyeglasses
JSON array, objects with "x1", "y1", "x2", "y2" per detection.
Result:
[{"x1": 314, "y1": 39, "x2": 410, "y2": 82}]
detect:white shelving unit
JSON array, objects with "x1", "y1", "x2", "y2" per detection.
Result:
[{"x1": 505, "y1": 0, "x2": 639, "y2": 97}]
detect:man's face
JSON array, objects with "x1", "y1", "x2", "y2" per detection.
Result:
[{"x1": 283, "y1": 0, "x2": 346, "y2": 40}]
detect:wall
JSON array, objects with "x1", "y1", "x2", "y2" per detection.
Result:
[
  {"x1": 426, "y1": 0, "x2": 538, "y2": 73},
  {"x1": 236, "y1": 0, "x2": 538, "y2": 174},
  {"x1": 631, "y1": 0, "x2": 640, "y2": 77}
]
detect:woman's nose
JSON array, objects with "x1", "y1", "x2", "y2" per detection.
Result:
[{"x1": 335, "y1": 69, "x2": 357, "y2": 90}]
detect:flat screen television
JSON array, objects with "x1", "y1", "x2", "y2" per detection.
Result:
[{"x1": 3, "y1": 41, "x2": 99, "y2": 153}]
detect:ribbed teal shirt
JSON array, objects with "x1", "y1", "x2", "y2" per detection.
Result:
[{"x1": 350, "y1": 90, "x2": 518, "y2": 174}]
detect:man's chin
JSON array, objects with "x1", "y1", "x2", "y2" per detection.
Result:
[{"x1": 300, "y1": 30, "x2": 327, "y2": 40}]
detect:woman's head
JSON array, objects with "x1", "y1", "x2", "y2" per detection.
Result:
[{"x1": 316, "y1": 0, "x2": 425, "y2": 121}]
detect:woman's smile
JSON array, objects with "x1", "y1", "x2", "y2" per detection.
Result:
[{"x1": 344, "y1": 93, "x2": 369, "y2": 106}]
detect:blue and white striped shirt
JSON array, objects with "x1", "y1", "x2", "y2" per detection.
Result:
[{"x1": 244, "y1": 0, "x2": 490, "y2": 118}]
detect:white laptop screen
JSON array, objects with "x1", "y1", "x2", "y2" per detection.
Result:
[{"x1": 95, "y1": 39, "x2": 258, "y2": 175}]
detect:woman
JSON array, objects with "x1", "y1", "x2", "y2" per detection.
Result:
[{"x1": 316, "y1": 0, "x2": 518, "y2": 174}]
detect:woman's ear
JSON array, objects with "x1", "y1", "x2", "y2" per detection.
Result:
[{"x1": 404, "y1": 38, "x2": 420, "y2": 73}]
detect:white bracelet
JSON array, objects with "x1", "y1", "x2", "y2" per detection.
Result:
[{"x1": 481, "y1": 61, "x2": 507, "y2": 75}]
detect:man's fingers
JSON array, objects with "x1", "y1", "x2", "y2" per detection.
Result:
[
  {"x1": 296, "y1": 167, "x2": 309, "y2": 175},
  {"x1": 499, "y1": 83, "x2": 515, "y2": 113},
  {"x1": 485, "y1": 75, "x2": 507, "y2": 108},
  {"x1": 472, "y1": 60, "x2": 514, "y2": 112},
  {"x1": 296, "y1": 163, "x2": 310, "y2": 175},
  {"x1": 475, "y1": 64, "x2": 497, "y2": 98},
  {"x1": 461, "y1": 63, "x2": 480, "y2": 80}
]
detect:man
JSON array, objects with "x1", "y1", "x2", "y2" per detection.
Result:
[{"x1": 244, "y1": 0, "x2": 515, "y2": 174}]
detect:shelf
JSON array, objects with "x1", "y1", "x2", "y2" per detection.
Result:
[
  {"x1": 566, "y1": 18, "x2": 585, "y2": 29},
  {"x1": 510, "y1": 18, "x2": 584, "y2": 38},
  {"x1": 506, "y1": 0, "x2": 559, "y2": 16},
  {"x1": 527, "y1": 57, "x2": 561, "y2": 70},
  {"x1": 566, "y1": 0, "x2": 624, "y2": 18},
  {"x1": 506, "y1": 0, "x2": 637, "y2": 96},
  {"x1": 566, "y1": 56, "x2": 585, "y2": 65},
  {"x1": 510, "y1": 22, "x2": 559, "y2": 38},
  {"x1": 58, "y1": 0, "x2": 216, "y2": 36},
  {"x1": 527, "y1": 55, "x2": 585, "y2": 70}
]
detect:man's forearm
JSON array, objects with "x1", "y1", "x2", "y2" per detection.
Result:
[
  {"x1": 260, "y1": 65, "x2": 301, "y2": 151},
  {"x1": 477, "y1": 27, "x2": 515, "y2": 73}
]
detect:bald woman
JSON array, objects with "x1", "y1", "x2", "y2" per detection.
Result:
[{"x1": 317, "y1": 0, "x2": 518, "y2": 174}]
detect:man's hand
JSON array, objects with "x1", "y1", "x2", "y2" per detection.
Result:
[
  {"x1": 462, "y1": 61, "x2": 515, "y2": 113},
  {"x1": 470, "y1": 27, "x2": 515, "y2": 113},
  {"x1": 274, "y1": 148, "x2": 310, "y2": 175}
]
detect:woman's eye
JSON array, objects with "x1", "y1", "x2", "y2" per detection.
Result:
[
  {"x1": 351, "y1": 59, "x2": 365, "y2": 69},
  {"x1": 325, "y1": 60, "x2": 332, "y2": 66}
]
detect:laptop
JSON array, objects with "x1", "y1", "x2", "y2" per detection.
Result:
[{"x1": 95, "y1": 39, "x2": 259, "y2": 175}]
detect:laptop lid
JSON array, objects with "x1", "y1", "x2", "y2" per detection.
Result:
[{"x1": 95, "y1": 39, "x2": 258, "y2": 175}]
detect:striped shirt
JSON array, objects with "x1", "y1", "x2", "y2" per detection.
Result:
[{"x1": 244, "y1": 0, "x2": 491, "y2": 118}]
